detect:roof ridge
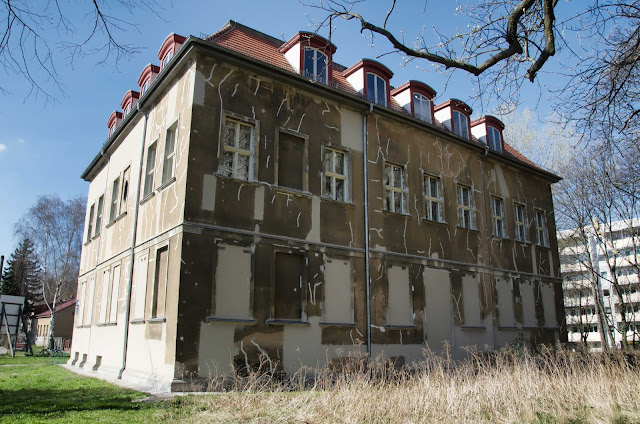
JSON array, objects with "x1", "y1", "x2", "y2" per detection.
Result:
[{"x1": 206, "y1": 20, "x2": 286, "y2": 47}]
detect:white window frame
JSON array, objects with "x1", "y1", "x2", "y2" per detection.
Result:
[
  {"x1": 162, "y1": 49, "x2": 173, "y2": 68},
  {"x1": 123, "y1": 103, "x2": 132, "y2": 117},
  {"x1": 453, "y1": 110, "x2": 469, "y2": 139},
  {"x1": 141, "y1": 79, "x2": 151, "y2": 96},
  {"x1": 456, "y1": 185, "x2": 474, "y2": 229},
  {"x1": 109, "y1": 177, "x2": 120, "y2": 223},
  {"x1": 323, "y1": 147, "x2": 348, "y2": 202},
  {"x1": 535, "y1": 209, "x2": 549, "y2": 247},
  {"x1": 487, "y1": 126, "x2": 502, "y2": 152},
  {"x1": 161, "y1": 123, "x2": 177, "y2": 184},
  {"x1": 384, "y1": 163, "x2": 407, "y2": 214},
  {"x1": 95, "y1": 196, "x2": 104, "y2": 236},
  {"x1": 86, "y1": 204, "x2": 94, "y2": 241},
  {"x1": 514, "y1": 203, "x2": 528, "y2": 242},
  {"x1": 366, "y1": 73, "x2": 387, "y2": 107},
  {"x1": 143, "y1": 142, "x2": 157, "y2": 198},
  {"x1": 423, "y1": 174, "x2": 443, "y2": 222},
  {"x1": 413, "y1": 93, "x2": 432, "y2": 123},
  {"x1": 220, "y1": 116, "x2": 255, "y2": 181},
  {"x1": 491, "y1": 196, "x2": 506, "y2": 238},
  {"x1": 303, "y1": 47, "x2": 328, "y2": 84}
]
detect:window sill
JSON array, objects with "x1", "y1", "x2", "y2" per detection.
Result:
[
  {"x1": 105, "y1": 212, "x2": 127, "y2": 230},
  {"x1": 91, "y1": 233, "x2": 101, "y2": 241},
  {"x1": 535, "y1": 243, "x2": 551, "y2": 249},
  {"x1": 215, "y1": 173, "x2": 259, "y2": 186},
  {"x1": 320, "y1": 197, "x2": 355, "y2": 207},
  {"x1": 96, "y1": 322, "x2": 117, "y2": 327},
  {"x1": 75, "y1": 324, "x2": 91, "y2": 329},
  {"x1": 147, "y1": 317, "x2": 166, "y2": 323},
  {"x1": 157, "y1": 176, "x2": 176, "y2": 192},
  {"x1": 422, "y1": 218, "x2": 447, "y2": 226},
  {"x1": 139, "y1": 192, "x2": 155, "y2": 205},
  {"x1": 382, "y1": 210, "x2": 411, "y2": 218},
  {"x1": 129, "y1": 318, "x2": 145, "y2": 324},
  {"x1": 266, "y1": 319, "x2": 309, "y2": 327},
  {"x1": 385, "y1": 324, "x2": 416, "y2": 330},
  {"x1": 461, "y1": 325, "x2": 486, "y2": 331},
  {"x1": 274, "y1": 186, "x2": 312, "y2": 198},
  {"x1": 206, "y1": 317, "x2": 257, "y2": 325},
  {"x1": 320, "y1": 322, "x2": 357, "y2": 327},
  {"x1": 497, "y1": 326, "x2": 519, "y2": 331},
  {"x1": 515, "y1": 240, "x2": 531, "y2": 246},
  {"x1": 456, "y1": 226, "x2": 479, "y2": 232},
  {"x1": 492, "y1": 235, "x2": 510, "y2": 241}
]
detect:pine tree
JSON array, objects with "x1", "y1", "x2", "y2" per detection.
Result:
[{"x1": 0, "y1": 238, "x2": 42, "y2": 306}]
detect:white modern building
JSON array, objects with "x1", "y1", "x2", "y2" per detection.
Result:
[{"x1": 560, "y1": 218, "x2": 640, "y2": 349}]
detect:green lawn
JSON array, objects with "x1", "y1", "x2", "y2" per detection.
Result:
[{"x1": 0, "y1": 354, "x2": 170, "y2": 423}]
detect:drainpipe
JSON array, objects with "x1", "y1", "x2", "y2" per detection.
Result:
[
  {"x1": 363, "y1": 103, "x2": 373, "y2": 358},
  {"x1": 118, "y1": 106, "x2": 149, "y2": 379}
]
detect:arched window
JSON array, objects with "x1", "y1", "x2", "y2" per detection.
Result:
[
  {"x1": 303, "y1": 48, "x2": 328, "y2": 83},
  {"x1": 366, "y1": 73, "x2": 386, "y2": 106},
  {"x1": 487, "y1": 126, "x2": 502, "y2": 152},
  {"x1": 162, "y1": 49, "x2": 173, "y2": 68},
  {"x1": 452, "y1": 110, "x2": 469, "y2": 139},
  {"x1": 141, "y1": 79, "x2": 151, "y2": 96},
  {"x1": 413, "y1": 93, "x2": 432, "y2": 122}
]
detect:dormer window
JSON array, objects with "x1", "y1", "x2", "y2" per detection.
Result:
[
  {"x1": 138, "y1": 64, "x2": 160, "y2": 97},
  {"x1": 303, "y1": 48, "x2": 328, "y2": 83},
  {"x1": 141, "y1": 79, "x2": 151, "y2": 96},
  {"x1": 161, "y1": 49, "x2": 173, "y2": 68},
  {"x1": 107, "y1": 111, "x2": 123, "y2": 137},
  {"x1": 487, "y1": 126, "x2": 502, "y2": 152},
  {"x1": 366, "y1": 73, "x2": 386, "y2": 106},
  {"x1": 157, "y1": 33, "x2": 186, "y2": 71},
  {"x1": 124, "y1": 103, "x2": 132, "y2": 117},
  {"x1": 413, "y1": 94, "x2": 432, "y2": 122},
  {"x1": 120, "y1": 90, "x2": 140, "y2": 119},
  {"x1": 452, "y1": 110, "x2": 469, "y2": 139}
]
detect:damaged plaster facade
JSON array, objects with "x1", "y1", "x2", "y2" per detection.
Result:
[{"x1": 69, "y1": 22, "x2": 566, "y2": 391}]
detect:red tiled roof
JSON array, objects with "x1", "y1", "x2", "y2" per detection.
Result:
[
  {"x1": 204, "y1": 21, "x2": 545, "y2": 173},
  {"x1": 35, "y1": 298, "x2": 76, "y2": 318}
]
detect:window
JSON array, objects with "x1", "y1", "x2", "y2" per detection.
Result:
[
  {"x1": 99, "y1": 268, "x2": 110, "y2": 323},
  {"x1": 162, "y1": 49, "x2": 173, "y2": 68},
  {"x1": 303, "y1": 48, "x2": 328, "y2": 83},
  {"x1": 323, "y1": 148, "x2": 348, "y2": 202},
  {"x1": 143, "y1": 143, "x2": 157, "y2": 198},
  {"x1": 515, "y1": 203, "x2": 527, "y2": 242},
  {"x1": 413, "y1": 93, "x2": 432, "y2": 122},
  {"x1": 86, "y1": 204, "x2": 94, "y2": 241},
  {"x1": 452, "y1": 110, "x2": 469, "y2": 139},
  {"x1": 123, "y1": 103, "x2": 132, "y2": 117},
  {"x1": 109, "y1": 265, "x2": 120, "y2": 323},
  {"x1": 277, "y1": 131, "x2": 306, "y2": 190},
  {"x1": 132, "y1": 253, "x2": 148, "y2": 319},
  {"x1": 161, "y1": 124, "x2": 177, "y2": 184},
  {"x1": 535, "y1": 209, "x2": 548, "y2": 246},
  {"x1": 491, "y1": 196, "x2": 506, "y2": 238},
  {"x1": 274, "y1": 252, "x2": 304, "y2": 320},
  {"x1": 384, "y1": 163, "x2": 407, "y2": 214},
  {"x1": 120, "y1": 167, "x2": 130, "y2": 213},
  {"x1": 323, "y1": 259, "x2": 353, "y2": 324},
  {"x1": 487, "y1": 126, "x2": 502, "y2": 152},
  {"x1": 423, "y1": 174, "x2": 442, "y2": 222},
  {"x1": 141, "y1": 79, "x2": 151, "y2": 96},
  {"x1": 152, "y1": 246, "x2": 168, "y2": 318},
  {"x1": 221, "y1": 118, "x2": 254, "y2": 181},
  {"x1": 366, "y1": 73, "x2": 387, "y2": 106},
  {"x1": 95, "y1": 196, "x2": 104, "y2": 236},
  {"x1": 456, "y1": 185, "x2": 473, "y2": 228},
  {"x1": 109, "y1": 177, "x2": 120, "y2": 223}
]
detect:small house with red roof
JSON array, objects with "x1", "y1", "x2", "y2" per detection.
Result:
[
  {"x1": 33, "y1": 298, "x2": 76, "y2": 347},
  {"x1": 70, "y1": 21, "x2": 565, "y2": 391}
]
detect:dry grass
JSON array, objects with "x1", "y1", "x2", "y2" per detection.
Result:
[{"x1": 163, "y1": 346, "x2": 640, "y2": 423}]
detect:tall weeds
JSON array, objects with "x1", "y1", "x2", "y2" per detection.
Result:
[{"x1": 166, "y1": 346, "x2": 640, "y2": 423}]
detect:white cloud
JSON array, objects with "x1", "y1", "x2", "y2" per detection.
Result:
[{"x1": 0, "y1": 144, "x2": 6, "y2": 153}]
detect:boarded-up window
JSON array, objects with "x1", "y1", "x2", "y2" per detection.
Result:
[
  {"x1": 274, "y1": 252, "x2": 304, "y2": 320},
  {"x1": 541, "y1": 283, "x2": 557, "y2": 327},
  {"x1": 78, "y1": 281, "x2": 86, "y2": 325},
  {"x1": 496, "y1": 278, "x2": 515, "y2": 327},
  {"x1": 83, "y1": 275, "x2": 95, "y2": 325},
  {"x1": 278, "y1": 132, "x2": 305, "y2": 190},
  {"x1": 323, "y1": 259, "x2": 353, "y2": 323},
  {"x1": 387, "y1": 266, "x2": 412, "y2": 326},
  {"x1": 132, "y1": 254, "x2": 148, "y2": 319},
  {"x1": 109, "y1": 265, "x2": 120, "y2": 323},
  {"x1": 152, "y1": 247, "x2": 168, "y2": 318},
  {"x1": 214, "y1": 245, "x2": 252, "y2": 319},
  {"x1": 520, "y1": 280, "x2": 537, "y2": 327},
  {"x1": 99, "y1": 268, "x2": 110, "y2": 323},
  {"x1": 462, "y1": 274, "x2": 482, "y2": 327},
  {"x1": 424, "y1": 268, "x2": 451, "y2": 348}
]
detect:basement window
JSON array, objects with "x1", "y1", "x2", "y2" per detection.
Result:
[{"x1": 221, "y1": 118, "x2": 254, "y2": 181}]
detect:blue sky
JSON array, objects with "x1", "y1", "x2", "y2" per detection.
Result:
[{"x1": 0, "y1": 0, "x2": 569, "y2": 259}]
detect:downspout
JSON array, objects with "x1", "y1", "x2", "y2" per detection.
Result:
[
  {"x1": 118, "y1": 106, "x2": 149, "y2": 379},
  {"x1": 363, "y1": 103, "x2": 373, "y2": 358}
]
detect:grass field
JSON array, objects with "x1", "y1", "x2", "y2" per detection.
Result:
[{"x1": 2, "y1": 347, "x2": 640, "y2": 423}]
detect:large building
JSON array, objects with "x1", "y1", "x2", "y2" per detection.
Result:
[
  {"x1": 560, "y1": 219, "x2": 640, "y2": 349},
  {"x1": 68, "y1": 21, "x2": 565, "y2": 391}
]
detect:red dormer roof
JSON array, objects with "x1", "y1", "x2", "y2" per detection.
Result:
[
  {"x1": 107, "y1": 111, "x2": 123, "y2": 129},
  {"x1": 158, "y1": 33, "x2": 187, "y2": 61},
  {"x1": 120, "y1": 90, "x2": 140, "y2": 110},
  {"x1": 390, "y1": 80, "x2": 437, "y2": 99},
  {"x1": 342, "y1": 58, "x2": 394, "y2": 80},
  {"x1": 137, "y1": 64, "x2": 161, "y2": 87},
  {"x1": 471, "y1": 115, "x2": 505, "y2": 131},
  {"x1": 278, "y1": 32, "x2": 337, "y2": 56},
  {"x1": 434, "y1": 98, "x2": 473, "y2": 115}
]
